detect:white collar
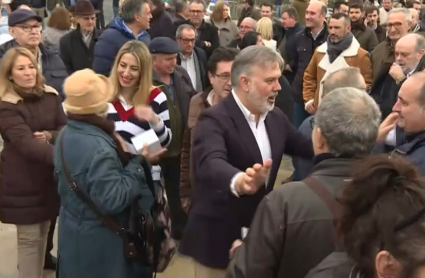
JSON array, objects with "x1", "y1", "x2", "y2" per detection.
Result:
[
  {"x1": 231, "y1": 90, "x2": 268, "y2": 123},
  {"x1": 207, "y1": 90, "x2": 214, "y2": 106},
  {"x1": 179, "y1": 52, "x2": 194, "y2": 60}
]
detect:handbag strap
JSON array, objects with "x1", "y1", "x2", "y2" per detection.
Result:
[
  {"x1": 304, "y1": 176, "x2": 342, "y2": 219},
  {"x1": 59, "y1": 129, "x2": 126, "y2": 237}
]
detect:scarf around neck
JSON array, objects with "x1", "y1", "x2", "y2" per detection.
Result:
[{"x1": 327, "y1": 33, "x2": 354, "y2": 63}]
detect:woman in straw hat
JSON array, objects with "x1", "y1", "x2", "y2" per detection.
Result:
[
  {"x1": 0, "y1": 47, "x2": 66, "y2": 278},
  {"x1": 55, "y1": 68, "x2": 162, "y2": 278}
]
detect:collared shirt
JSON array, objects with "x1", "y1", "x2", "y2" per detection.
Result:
[
  {"x1": 122, "y1": 22, "x2": 147, "y2": 39},
  {"x1": 179, "y1": 52, "x2": 197, "y2": 90},
  {"x1": 311, "y1": 26, "x2": 324, "y2": 40},
  {"x1": 81, "y1": 30, "x2": 93, "y2": 48},
  {"x1": 229, "y1": 90, "x2": 272, "y2": 196},
  {"x1": 207, "y1": 90, "x2": 215, "y2": 106}
]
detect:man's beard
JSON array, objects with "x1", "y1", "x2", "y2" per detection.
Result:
[{"x1": 247, "y1": 84, "x2": 276, "y2": 114}]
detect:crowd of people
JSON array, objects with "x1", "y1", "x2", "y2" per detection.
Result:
[{"x1": 1, "y1": 0, "x2": 425, "y2": 277}]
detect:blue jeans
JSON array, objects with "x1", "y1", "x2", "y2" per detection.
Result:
[{"x1": 293, "y1": 102, "x2": 310, "y2": 129}]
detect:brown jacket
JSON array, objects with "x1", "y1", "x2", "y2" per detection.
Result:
[
  {"x1": 352, "y1": 27, "x2": 379, "y2": 52},
  {"x1": 0, "y1": 86, "x2": 67, "y2": 225},
  {"x1": 370, "y1": 39, "x2": 394, "y2": 82},
  {"x1": 292, "y1": 0, "x2": 309, "y2": 25},
  {"x1": 226, "y1": 158, "x2": 358, "y2": 278},
  {"x1": 180, "y1": 90, "x2": 211, "y2": 201},
  {"x1": 303, "y1": 38, "x2": 372, "y2": 109}
]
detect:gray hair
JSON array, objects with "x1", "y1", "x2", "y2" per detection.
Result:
[
  {"x1": 315, "y1": 87, "x2": 381, "y2": 157},
  {"x1": 175, "y1": 0, "x2": 188, "y2": 13},
  {"x1": 121, "y1": 0, "x2": 147, "y2": 23},
  {"x1": 231, "y1": 46, "x2": 284, "y2": 88},
  {"x1": 388, "y1": 8, "x2": 411, "y2": 22},
  {"x1": 189, "y1": 0, "x2": 206, "y2": 10},
  {"x1": 176, "y1": 24, "x2": 197, "y2": 38},
  {"x1": 241, "y1": 17, "x2": 257, "y2": 29},
  {"x1": 414, "y1": 34, "x2": 425, "y2": 52},
  {"x1": 323, "y1": 67, "x2": 366, "y2": 94}
]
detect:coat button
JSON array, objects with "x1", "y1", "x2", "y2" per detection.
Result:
[{"x1": 137, "y1": 168, "x2": 142, "y2": 172}]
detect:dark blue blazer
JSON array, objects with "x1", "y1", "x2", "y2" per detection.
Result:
[{"x1": 179, "y1": 93, "x2": 313, "y2": 269}]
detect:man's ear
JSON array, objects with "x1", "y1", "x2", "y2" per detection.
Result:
[
  {"x1": 375, "y1": 250, "x2": 402, "y2": 278},
  {"x1": 239, "y1": 75, "x2": 249, "y2": 92}
]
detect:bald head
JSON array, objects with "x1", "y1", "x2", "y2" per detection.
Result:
[
  {"x1": 239, "y1": 17, "x2": 257, "y2": 38},
  {"x1": 323, "y1": 67, "x2": 367, "y2": 95},
  {"x1": 308, "y1": 0, "x2": 327, "y2": 13},
  {"x1": 395, "y1": 33, "x2": 425, "y2": 73},
  {"x1": 410, "y1": 8, "x2": 419, "y2": 24},
  {"x1": 18, "y1": 4, "x2": 32, "y2": 10},
  {"x1": 305, "y1": 0, "x2": 327, "y2": 29}
]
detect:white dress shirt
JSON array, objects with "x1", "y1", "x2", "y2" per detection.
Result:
[
  {"x1": 179, "y1": 53, "x2": 197, "y2": 90},
  {"x1": 229, "y1": 90, "x2": 272, "y2": 197}
]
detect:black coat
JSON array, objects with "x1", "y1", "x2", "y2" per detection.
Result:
[
  {"x1": 174, "y1": 19, "x2": 219, "y2": 58},
  {"x1": 59, "y1": 28, "x2": 101, "y2": 75},
  {"x1": 279, "y1": 22, "x2": 305, "y2": 84},
  {"x1": 148, "y1": 8, "x2": 175, "y2": 40},
  {"x1": 287, "y1": 26, "x2": 328, "y2": 104},
  {"x1": 375, "y1": 25, "x2": 387, "y2": 43},
  {"x1": 179, "y1": 93, "x2": 313, "y2": 269},
  {"x1": 276, "y1": 76, "x2": 294, "y2": 124},
  {"x1": 176, "y1": 46, "x2": 209, "y2": 91},
  {"x1": 0, "y1": 40, "x2": 68, "y2": 99},
  {"x1": 370, "y1": 58, "x2": 425, "y2": 119}
]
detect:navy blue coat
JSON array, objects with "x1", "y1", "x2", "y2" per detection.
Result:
[
  {"x1": 0, "y1": 40, "x2": 68, "y2": 99},
  {"x1": 93, "y1": 17, "x2": 151, "y2": 76},
  {"x1": 374, "y1": 127, "x2": 425, "y2": 175},
  {"x1": 54, "y1": 120, "x2": 154, "y2": 278}
]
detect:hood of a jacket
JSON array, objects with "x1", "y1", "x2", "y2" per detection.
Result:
[{"x1": 108, "y1": 17, "x2": 149, "y2": 40}]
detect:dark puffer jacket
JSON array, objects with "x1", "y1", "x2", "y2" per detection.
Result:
[
  {"x1": 0, "y1": 86, "x2": 67, "y2": 225},
  {"x1": 0, "y1": 40, "x2": 68, "y2": 99},
  {"x1": 93, "y1": 17, "x2": 151, "y2": 76}
]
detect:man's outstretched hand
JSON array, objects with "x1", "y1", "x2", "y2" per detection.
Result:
[{"x1": 235, "y1": 159, "x2": 272, "y2": 195}]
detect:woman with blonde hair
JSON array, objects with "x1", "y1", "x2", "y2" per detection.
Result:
[
  {"x1": 256, "y1": 17, "x2": 277, "y2": 50},
  {"x1": 0, "y1": 47, "x2": 66, "y2": 278},
  {"x1": 207, "y1": 0, "x2": 238, "y2": 46},
  {"x1": 107, "y1": 40, "x2": 171, "y2": 184}
]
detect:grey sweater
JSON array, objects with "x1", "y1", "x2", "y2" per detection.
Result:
[{"x1": 42, "y1": 26, "x2": 70, "y2": 51}]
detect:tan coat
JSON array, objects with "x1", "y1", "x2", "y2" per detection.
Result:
[
  {"x1": 303, "y1": 38, "x2": 372, "y2": 109},
  {"x1": 180, "y1": 91, "x2": 211, "y2": 201}
]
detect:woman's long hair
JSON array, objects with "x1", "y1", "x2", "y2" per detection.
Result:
[
  {"x1": 256, "y1": 17, "x2": 273, "y2": 41},
  {"x1": 337, "y1": 156, "x2": 425, "y2": 278},
  {"x1": 211, "y1": 1, "x2": 230, "y2": 22},
  {"x1": 0, "y1": 47, "x2": 44, "y2": 98},
  {"x1": 109, "y1": 40, "x2": 153, "y2": 106}
]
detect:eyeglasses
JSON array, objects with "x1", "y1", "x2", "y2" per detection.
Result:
[
  {"x1": 214, "y1": 73, "x2": 231, "y2": 82},
  {"x1": 16, "y1": 24, "x2": 41, "y2": 32},
  {"x1": 180, "y1": 38, "x2": 196, "y2": 43},
  {"x1": 387, "y1": 22, "x2": 403, "y2": 29},
  {"x1": 189, "y1": 10, "x2": 203, "y2": 14}
]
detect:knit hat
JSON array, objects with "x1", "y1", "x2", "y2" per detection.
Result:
[{"x1": 63, "y1": 69, "x2": 112, "y2": 115}]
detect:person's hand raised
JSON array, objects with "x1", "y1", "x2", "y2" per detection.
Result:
[
  {"x1": 236, "y1": 159, "x2": 272, "y2": 195},
  {"x1": 140, "y1": 143, "x2": 167, "y2": 165},
  {"x1": 135, "y1": 106, "x2": 160, "y2": 125},
  {"x1": 377, "y1": 112, "x2": 399, "y2": 143}
]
